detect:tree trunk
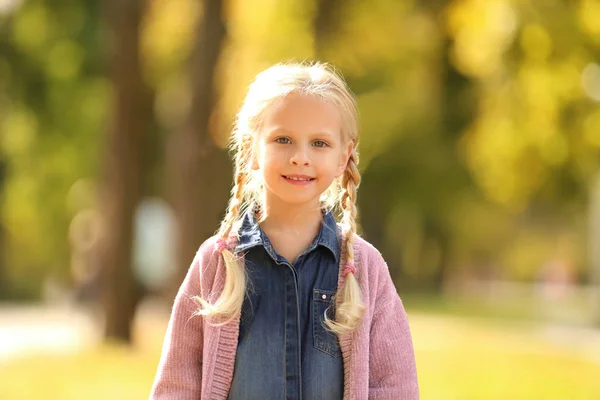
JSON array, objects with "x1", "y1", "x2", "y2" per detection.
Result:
[
  {"x1": 167, "y1": 0, "x2": 230, "y2": 298},
  {"x1": 0, "y1": 224, "x2": 5, "y2": 299},
  {"x1": 313, "y1": 0, "x2": 344, "y2": 58},
  {"x1": 98, "y1": 0, "x2": 146, "y2": 342},
  {"x1": 589, "y1": 172, "x2": 600, "y2": 325},
  {"x1": 0, "y1": 159, "x2": 5, "y2": 298},
  {"x1": 419, "y1": 1, "x2": 473, "y2": 292}
]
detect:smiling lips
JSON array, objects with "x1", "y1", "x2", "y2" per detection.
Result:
[{"x1": 282, "y1": 174, "x2": 316, "y2": 185}]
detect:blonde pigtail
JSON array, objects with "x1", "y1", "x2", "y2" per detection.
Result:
[
  {"x1": 193, "y1": 144, "x2": 251, "y2": 325},
  {"x1": 325, "y1": 148, "x2": 366, "y2": 335}
]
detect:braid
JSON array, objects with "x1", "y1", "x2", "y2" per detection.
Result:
[
  {"x1": 218, "y1": 133, "x2": 253, "y2": 237},
  {"x1": 194, "y1": 138, "x2": 251, "y2": 325},
  {"x1": 325, "y1": 147, "x2": 365, "y2": 335},
  {"x1": 218, "y1": 167, "x2": 246, "y2": 238},
  {"x1": 341, "y1": 148, "x2": 360, "y2": 258}
]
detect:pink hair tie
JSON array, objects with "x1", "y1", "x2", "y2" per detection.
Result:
[
  {"x1": 343, "y1": 262, "x2": 356, "y2": 276},
  {"x1": 215, "y1": 238, "x2": 228, "y2": 253}
]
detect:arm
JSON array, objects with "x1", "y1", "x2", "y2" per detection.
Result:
[
  {"x1": 149, "y1": 251, "x2": 206, "y2": 399},
  {"x1": 368, "y1": 257, "x2": 419, "y2": 400}
]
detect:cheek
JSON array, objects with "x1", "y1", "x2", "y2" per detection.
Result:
[
  {"x1": 311, "y1": 154, "x2": 337, "y2": 176},
  {"x1": 260, "y1": 148, "x2": 277, "y2": 165},
  {"x1": 266, "y1": 146, "x2": 290, "y2": 163},
  {"x1": 257, "y1": 147, "x2": 283, "y2": 174},
  {"x1": 333, "y1": 149, "x2": 346, "y2": 166}
]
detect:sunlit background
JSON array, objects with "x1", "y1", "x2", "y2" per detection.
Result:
[{"x1": 1, "y1": 0, "x2": 600, "y2": 399}]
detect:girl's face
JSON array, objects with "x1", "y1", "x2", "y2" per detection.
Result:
[{"x1": 252, "y1": 92, "x2": 353, "y2": 212}]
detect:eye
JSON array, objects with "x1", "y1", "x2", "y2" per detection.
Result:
[
  {"x1": 313, "y1": 140, "x2": 329, "y2": 148},
  {"x1": 275, "y1": 137, "x2": 291, "y2": 144}
]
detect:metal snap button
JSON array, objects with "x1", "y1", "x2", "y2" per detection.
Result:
[{"x1": 322, "y1": 294, "x2": 327, "y2": 300}]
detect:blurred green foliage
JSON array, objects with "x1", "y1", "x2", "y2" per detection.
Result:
[
  {"x1": 1, "y1": 0, "x2": 599, "y2": 298},
  {"x1": 1, "y1": 1, "x2": 107, "y2": 297}
]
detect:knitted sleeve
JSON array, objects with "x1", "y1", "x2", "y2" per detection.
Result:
[
  {"x1": 148, "y1": 247, "x2": 207, "y2": 399},
  {"x1": 368, "y1": 250, "x2": 420, "y2": 400}
]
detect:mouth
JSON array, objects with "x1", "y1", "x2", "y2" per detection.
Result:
[{"x1": 282, "y1": 175, "x2": 316, "y2": 183}]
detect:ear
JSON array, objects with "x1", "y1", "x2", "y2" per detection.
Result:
[{"x1": 336, "y1": 142, "x2": 354, "y2": 178}]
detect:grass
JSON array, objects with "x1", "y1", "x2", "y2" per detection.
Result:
[
  {"x1": 411, "y1": 315, "x2": 600, "y2": 399},
  {"x1": 0, "y1": 310, "x2": 598, "y2": 399},
  {"x1": 0, "y1": 345, "x2": 159, "y2": 399}
]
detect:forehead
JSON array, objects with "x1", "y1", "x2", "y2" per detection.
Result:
[{"x1": 260, "y1": 92, "x2": 343, "y2": 138}]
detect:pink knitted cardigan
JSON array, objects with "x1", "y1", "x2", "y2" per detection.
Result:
[{"x1": 150, "y1": 234, "x2": 419, "y2": 400}]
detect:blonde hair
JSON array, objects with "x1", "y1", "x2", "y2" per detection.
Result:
[{"x1": 195, "y1": 62, "x2": 365, "y2": 334}]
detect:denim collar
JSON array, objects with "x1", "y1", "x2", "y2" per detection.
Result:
[{"x1": 234, "y1": 209, "x2": 340, "y2": 263}]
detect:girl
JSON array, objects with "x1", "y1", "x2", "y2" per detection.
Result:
[{"x1": 150, "y1": 62, "x2": 419, "y2": 400}]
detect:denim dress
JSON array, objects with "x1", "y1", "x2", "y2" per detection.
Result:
[{"x1": 227, "y1": 210, "x2": 344, "y2": 400}]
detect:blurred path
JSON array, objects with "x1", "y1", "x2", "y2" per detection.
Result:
[
  {"x1": 409, "y1": 313, "x2": 600, "y2": 365},
  {"x1": 536, "y1": 323, "x2": 600, "y2": 363},
  {"x1": 0, "y1": 304, "x2": 101, "y2": 363},
  {"x1": 1, "y1": 301, "x2": 599, "y2": 364}
]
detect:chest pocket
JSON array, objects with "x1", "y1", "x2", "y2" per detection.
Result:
[{"x1": 312, "y1": 289, "x2": 342, "y2": 358}]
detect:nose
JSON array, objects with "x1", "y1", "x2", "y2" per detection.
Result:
[{"x1": 290, "y1": 146, "x2": 310, "y2": 166}]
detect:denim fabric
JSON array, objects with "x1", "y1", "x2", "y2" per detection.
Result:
[{"x1": 227, "y1": 210, "x2": 344, "y2": 400}]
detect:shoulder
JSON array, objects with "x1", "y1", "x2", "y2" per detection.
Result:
[
  {"x1": 195, "y1": 234, "x2": 236, "y2": 260},
  {"x1": 352, "y1": 235, "x2": 402, "y2": 315},
  {"x1": 352, "y1": 234, "x2": 386, "y2": 266},
  {"x1": 196, "y1": 235, "x2": 220, "y2": 258},
  {"x1": 351, "y1": 234, "x2": 393, "y2": 281},
  {"x1": 192, "y1": 237, "x2": 216, "y2": 270},
  {"x1": 192, "y1": 234, "x2": 234, "y2": 294},
  {"x1": 193, "y1": 234, "x2": 231, "y2": 278}
]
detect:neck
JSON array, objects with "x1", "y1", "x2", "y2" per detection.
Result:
[{"x1": 259, "y1": 200, "x2": 323, "y2": 235}]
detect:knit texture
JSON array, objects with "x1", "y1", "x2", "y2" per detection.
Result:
[{"x1": 149, "y1": 234, "x2": 419, "y2": 399}]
